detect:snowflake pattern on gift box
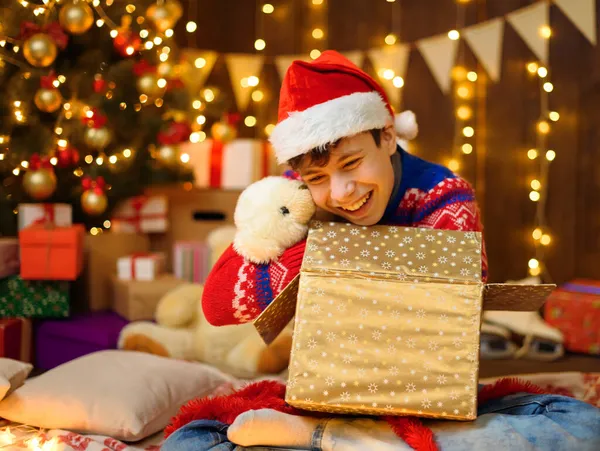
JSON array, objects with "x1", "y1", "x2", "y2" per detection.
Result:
[{"x1": 289, "y1": 223, "x2": 482, "y2": 420}]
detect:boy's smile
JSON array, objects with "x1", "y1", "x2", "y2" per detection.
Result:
[{"x1": 297, "y1": 125, "x2": 397, "y2": 226}]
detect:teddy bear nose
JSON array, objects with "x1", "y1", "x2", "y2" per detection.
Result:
[{"x1": 298, "y1": 184, "x2": 308, "y2": 190}]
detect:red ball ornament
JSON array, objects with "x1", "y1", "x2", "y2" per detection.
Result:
[
  {"x1": 113, "y1": 30, "x2": 141, "y2": 57},
  {"x1": 56, "y1": 146, "x2": 79, "y2": 168}
]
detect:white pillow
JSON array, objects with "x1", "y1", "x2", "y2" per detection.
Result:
[
  {"x1": 0, "y1": 350, "x2": 233, "y2": 441},
  {"x1": 0, "y1": 358, "x2": 33, "y2": 400}
]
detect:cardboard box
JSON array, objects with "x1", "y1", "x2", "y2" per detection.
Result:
[
  {"x1": 254, "y1": 222, "x2": 554, "y2": 420},
  {"x1": 18, "y1": 203, "x2": 72, "y2": 230},
  {"x1": 73, "y1": 232, "x2": 150, "y2": 312},
  {"x1": 19, "y1": 224, "x2": 84, "y2": 280},
  {"x1": 117, "y1": 253, "x2": 165, "y2": 281},
  {"x1": 112, "y1": 274, "x2": 186, "y2": 321}
]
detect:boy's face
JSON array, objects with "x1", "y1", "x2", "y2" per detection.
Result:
[{"x1": 297, "y1": 125, "x2": 397, "y2": 226}]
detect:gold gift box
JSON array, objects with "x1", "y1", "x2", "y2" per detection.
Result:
[{"x1": 254, "y1": 222, "x2": 554, "y2": 421}]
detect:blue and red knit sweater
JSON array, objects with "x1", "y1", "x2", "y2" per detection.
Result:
[{"x1": 202, "y1": 147, "x2": 488, "y2": 326}]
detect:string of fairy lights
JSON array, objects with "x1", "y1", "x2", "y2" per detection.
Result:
[
  {"x1": 525, "y1": 49, "x2": 557, "y2": 280},
  {"x1": 447, "y1": 0, "x2": 477, "y2": 173}
]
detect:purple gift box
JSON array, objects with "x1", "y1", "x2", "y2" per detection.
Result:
[{"x1": 34, "y1": 311, "x2": 129, "y2": 370}]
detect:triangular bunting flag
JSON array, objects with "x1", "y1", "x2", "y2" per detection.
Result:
[
  {"x1": 416, "y1": 34, "x2": 459, "y2": 94},
  {"x1": 180, "y1": 50, "x2": 218, "y2": 93},
  {"x1": 342, "y1": 50, "x2": 365, "y2": 68},
  {"x1": 224, "y1": 54, "x2": 266, "y2": 112},
  {"x1": 506, "y1": 2, "x2": 550, "y2": 64},
  {"x1": 274, "y1": 54, "x2": 308, "y2": 81},
  {"x1": 463, "y1": 18, "x2": 505, "y2": 82},
  {"x1": 367, "y1": 44, "x2": 410, "y2": 107},
  {"x1": 554, "y1": 0, "x2": 597, "y2": 45}
]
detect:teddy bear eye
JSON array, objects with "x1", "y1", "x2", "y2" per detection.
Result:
[{"x1": 280, "y1": 206, "x2": 290, "y2": 215}]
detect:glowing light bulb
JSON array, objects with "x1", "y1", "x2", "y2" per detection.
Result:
[
  {"x1": 203, "y1": 89, "x2": 215, "y2": 102},
  {"x1": 532, "y1": 228, "x2": 543, "y2": 240},
  {"x1": 528, "y1": 258, "x2": 540, "y2": 269},
  {"x1": 546, "y1": 150, "x2": 556, "y2": 161},
  {"x1": 529, "y1": 266, "x2": 541, "y2": 276},
  {"x1": 245, "y1": 116, "x2": 257, "y2": 127},
  {"x1": 104, "y1": 220, "x2": 111, "y2": 228},
  {"x1": 247, "y1": 76, "x2": 260, "y2": 87},
  {"x1": 549, "y1": 111, "x2": 560, "y2": 121},
  {"x1": 252, "y1": 90, "x2": 264, "y2": 102},
  {"x1": 265, "y1": 123, "x2": 275, "y2": 135},
  {"x1": 528, "y1": 149, "x2": 538, "y2": 160},
  {"x1": 196, "y1": 115, "x2": 206, "y2": 125},
  {"x1": 195, "y1": 58, "x2": 206, "y2": 68},
  {"x1": 310, "y1": 49, "x2": 321, "y2": 59},
  {"x1": 180, "y1": 153, "x2": 190, "y2": 163},
  {"x1": 541, "y1": 234, "x2": 551, "y2": 245},
  {"x1": 448, "y1": 30, "x2": 460, "y2": 40},
  {"x1": 123, "y1": 148, "x2": 132, "y2": 158},
  {"x1": 467, "y1": 71, "x2": 477, "y2": 82},
  {"x1": 313, "y1": 28, "x2": 324, "y2": 39},
  {"x1": 537, "y1": 121, "x2": 550, "y2": 134},
  {"x1": 527, "y1": 62, "x2": 539, "y2": 73},
  {"x1": 543, "y1": 82, "x2": 554, "y2": 93},
  {"x1": 537, "y1": 67, "x2": 548, "y2": 78},
  {"x1": 530, "y1": 179, "x2": 541, "y2": 191},
  {"x1": 448, "y1": 159, "x2": 460, "y2": 171},
  {"x1": 539, "y1": 25, "x2": 552, "y2": 39},
  {"x1": 393, "y1": 76, "x2": 404, "y2": 88},
  {"x1": 383, "y1": 69, "x2": 395, "y2": 80},
  {"x1": 109, "y1": 155, "x2": 117, "y2": 164},
  {"x1": 385, "y1": 33, "x2": 397, "y2": 45},
  {"x1": 529, "y1": 191, "x2": 541, "y2": 201},
  {"x1": 462, "y1": 143, "x2": 473, "y2": 154},
  {"x1": 262, "y1": 4, "x2": 274, "y2": 14},
  {"x1": 457, "y1": 106, "x2": 472, "y2": 120},
  {"x1": 463, "y1": 126, "x2": 474, "y2": 138},
  {"x1": 255, "y1": 39, "x2": 266, "y2": 51}
]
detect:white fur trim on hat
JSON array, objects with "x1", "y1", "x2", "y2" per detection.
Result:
[
  {"x1": 269, "y1": 91, "x2": 391, "y2": 164},
  {"x1": 394, "y1": 110, "x2": 418, "y2": 140}
]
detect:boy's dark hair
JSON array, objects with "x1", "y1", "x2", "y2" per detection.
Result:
[{"x1": 288, "y1": 129, "x2": 382, "y2": 170}]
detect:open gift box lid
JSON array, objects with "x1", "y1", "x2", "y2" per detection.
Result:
[{"x1": 254, "y1": 222, "x2": 556, "y2": 345}]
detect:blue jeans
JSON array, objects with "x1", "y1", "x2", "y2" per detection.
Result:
[{"x1": 162, "y1": 393, "x2": 600, "y2": 451}]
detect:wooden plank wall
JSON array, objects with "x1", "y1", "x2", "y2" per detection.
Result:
[{"x1": 172, "y1": 0, "x2": 600, "y2": 284}]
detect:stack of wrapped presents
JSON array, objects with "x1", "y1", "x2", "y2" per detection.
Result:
[{"x1": 0, "y1": 190, "x2": 239, "y2": 371}]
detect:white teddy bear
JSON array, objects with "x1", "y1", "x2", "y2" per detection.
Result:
[{"x1": 118, "y1": 176, "x2": 315, "y2": 377}]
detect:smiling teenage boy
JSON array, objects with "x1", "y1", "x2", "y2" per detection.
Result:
[
  {"x1": 202, "y1": 50, "x2": 487, "y2": 326},
  {"x1": 169, "y1": 51, "x2": 600, "y2": 451}
]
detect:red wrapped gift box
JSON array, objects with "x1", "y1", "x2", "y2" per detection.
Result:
[
  {"x1": 19, "y1": 224, "x2": 85, "y2": 281},
  {"x1": 544, "y1": 279, "x2": 600, "y2": 355}
]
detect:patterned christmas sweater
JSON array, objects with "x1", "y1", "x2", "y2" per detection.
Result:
[{"x1": 202, "y1": 146, "x2": 488, "y2": 326}]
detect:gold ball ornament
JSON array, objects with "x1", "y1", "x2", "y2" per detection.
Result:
[
  {"x1": 59, "y1": 1, "x2": 94, "y2": 35},
  {"x1": 156, "y1": 144, "x2": 180, "y2": 167},
  {"x1": 23, "y1": 168, "x2": 57, "y2": 201},
  {"x1": 34, "y1": 88, "x2": 63, "y2": 113},
  {"x1": 81, "y1": 190, "x2": 108, "y2": 216},
  {"x1": 136, "y1": 73, "x2": 164, "y2": 98},
  {"x1": 84, "y1": 126, "x2": 112, "y2": 150},
  {"x1": 146, "y1": 0, "x2": 183, "y2": 32},
  {"x1": 23, "y1": 33, "x2": 58, "y2": 67},
  {"x1": 211, "y1": 121, "x2": 237, "y2": 144}
]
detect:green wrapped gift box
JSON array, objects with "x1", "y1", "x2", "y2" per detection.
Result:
[{"x1": 0, "y1": 275, "x2": 69, "y2": 318}]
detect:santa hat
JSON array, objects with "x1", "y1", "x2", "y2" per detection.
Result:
[{"x1": 269, "y1": 50, "x2": 418, "y2": 164}]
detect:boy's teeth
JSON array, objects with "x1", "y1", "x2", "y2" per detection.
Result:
[{"x1": 342, "y1": 192, "x2": 371, "y2": 211}]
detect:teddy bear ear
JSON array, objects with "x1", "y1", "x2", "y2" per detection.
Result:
[{"x1": 233, "y1": 231, "x2": 284, "y2": 264}]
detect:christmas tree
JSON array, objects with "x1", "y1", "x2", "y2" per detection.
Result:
[{"x1": 0, "y1": 0, "x2": 204, "y2": 236}]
